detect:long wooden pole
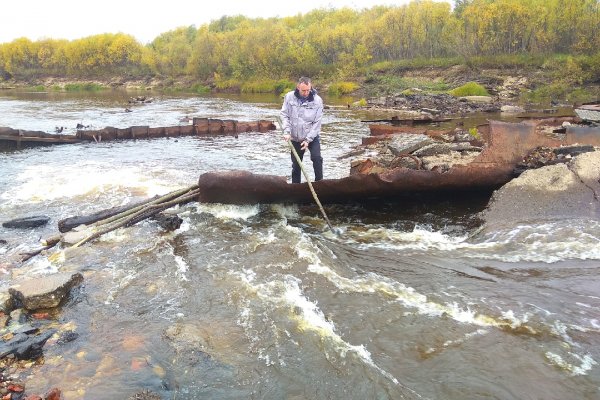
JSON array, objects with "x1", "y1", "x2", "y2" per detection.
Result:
[{"x1": 278, "y1": 117, "x2": 338, "y2": 235}]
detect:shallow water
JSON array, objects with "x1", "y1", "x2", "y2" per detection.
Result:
[{"x1": 0, "y1": 91, "x2": 599, "y2": 400}]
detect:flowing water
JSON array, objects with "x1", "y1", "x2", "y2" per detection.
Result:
[{"x1": 0, "y1": 91, "x2": 599, "y2": 400}]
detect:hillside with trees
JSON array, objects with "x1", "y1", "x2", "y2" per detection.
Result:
[{"x1": 1, "y1": 0, "x2": 599, "y2": 100}]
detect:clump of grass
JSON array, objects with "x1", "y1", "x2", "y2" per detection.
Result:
[
  {"x1": 469, "y1": 127, "x2": 481, "y2": 140},
  {"x1": 190, "y1": 83, "x2": 210, "y2": 93},
  {"x1": 240, "y1": 79, "x2": 295, "y2": 94},
  {"x1": 356, "y1": 98, "x2": 368, "y2": 106},
  {"x1": 328, "y1": 81, "x2": 359, "y2": 96},
  {"x1": 64, "y1": 82, "x2": 105, "y2": 91},
  {"x1": 274, "y1": 79, "x2": 294, "y2": 95},
  {"x1": 214, "y1": 78, "x2": 241, "y2": 91},
  {"x1": 449, "y1": 82, "x2": 489, "y2": 97},
  {"x1": 522, "y1": 83, "x2": 598, "y2": 104},
  {"x1": 29, "y1": 85, "x2": 45, "y2": 92}
]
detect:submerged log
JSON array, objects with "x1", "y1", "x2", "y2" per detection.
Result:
[
  {"x1": 58, "y1": 197, "x2": 158, "y2": 233},
  {"x1": 2, "y1": 216, "x2": 50, "y2": 229}
]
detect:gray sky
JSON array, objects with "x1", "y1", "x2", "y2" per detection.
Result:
[{"x1": 1, "y1": 0, "x2": 417, "y2": 44}]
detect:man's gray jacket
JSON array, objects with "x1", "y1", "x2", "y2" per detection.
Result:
[{"x1": 280, "y1": 89, "x2": 323, "y2": 143}]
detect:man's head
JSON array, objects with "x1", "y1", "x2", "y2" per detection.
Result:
[{"x1": 296, "y1": 77, "x2": 312, "y2": 98}]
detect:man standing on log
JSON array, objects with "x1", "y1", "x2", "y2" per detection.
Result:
[{"x1": 280, "y1": 77, "x2": 324, "y2": 183}]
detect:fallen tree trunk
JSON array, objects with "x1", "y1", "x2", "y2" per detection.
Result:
[
  {"x1": 69, "y1": 187, "x2": 200, "y2": 248},
  {"x1": 58, "y1": 196, "x2": 159, "y2": 232},
  {"x1": 22, "y1": 185, "x2": 200, "y2": 263}
]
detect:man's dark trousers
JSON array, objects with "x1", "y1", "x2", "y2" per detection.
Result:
[{"x1": 291, "y1": 136, "x2": 323, "y2": 184}]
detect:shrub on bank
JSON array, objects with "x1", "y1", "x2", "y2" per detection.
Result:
[
  {"x1": 328, "y1": 81, "x2": 359, "y2": 96},
  {"x1": 64, "y1": 83, "x2": 105, "y2": 91},
  {"x1": 449, "y1": 82, "x2": 489, "y2": 97}
]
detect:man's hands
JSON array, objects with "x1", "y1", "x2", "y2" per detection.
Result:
[{"x1": 282, "y1": 134, "x2": 309, "y2": 151}]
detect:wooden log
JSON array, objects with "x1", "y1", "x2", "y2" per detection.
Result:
[{"x1": 58, "y1": 197, "x2": 158, "y2": 233}]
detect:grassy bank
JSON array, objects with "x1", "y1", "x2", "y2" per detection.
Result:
[{"x1": 2, "y1": 54, "x2": 598, "y2": 105}]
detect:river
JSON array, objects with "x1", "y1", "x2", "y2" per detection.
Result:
[{"x1": 0, "y1": 90, "x2": 598, "y2": 399}]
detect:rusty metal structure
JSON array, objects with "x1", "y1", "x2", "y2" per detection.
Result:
[
  {"x1": 197, "y1": 118, "x2": 600, "y2": 204},
  {"x1": 0, "y1": 118, "x2": 276, "y2": 150}
]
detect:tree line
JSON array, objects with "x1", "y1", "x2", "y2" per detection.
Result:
[{"x1": 0, "y1": 0, "x2": 598, "y2": 84}]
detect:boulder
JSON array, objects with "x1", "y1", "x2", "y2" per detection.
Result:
[
  {"x1": 480, "y1": 151, "x2": 600, "y2": 229},
  {"x1": 501, "y1": 105, "x2": 525, "y2": 113},
  {"x1": 2, "y1": 216, "x2": 50, "y2": 229},
  {"x1": 9, "y1": 272, "x2": 83, "y2": 310},
  {"x1": 386, "y1": 134, "x2": 433, "y2": 156},
  {"x1": 461, "y1": 96, "x2": 494, "y2": 103},
  {"x1": 0, "y1": 328, "x2": 56, "y2": 360}
]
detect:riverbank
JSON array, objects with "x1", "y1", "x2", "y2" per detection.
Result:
[{"x1": 2, "y1": 61, "x2": 599, "y2": 108}]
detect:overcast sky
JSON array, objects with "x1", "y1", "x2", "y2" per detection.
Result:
[{"x1": 1, "y1": 0, "x2": 419, "y2": 44}]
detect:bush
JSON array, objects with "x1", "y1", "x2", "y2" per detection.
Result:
[
  {"x1": 190, "y1": 83, "x2": 210, "y2": 93},
  {"x1": 274, "y1": 79, "x2": 294, "y2": 95},
  {"x1": 328, "y1": 81, "x2": 359, "y2": 96},
  {"x1": 449, "y1": 82, "x2": 489, "y2": 97},
  {"x1": 64, "y1": 82, "x2": 104, "y2": 91}
]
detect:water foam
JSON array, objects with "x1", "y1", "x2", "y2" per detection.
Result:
[
  {"x1": 229, "y1": 270, "x2": 418, "y2": 393},
  {"x1": 196, "y1": 203, "x2": 260, "y2": 221},
  {"x1": 346, "y1": 221, "x2": 600, "y2": 263},
  {"x1": 2, "y1": 163, "x2": 176, "y2": 204},
  {"x1": 545, "y1": 351, "x2": 598, "y2": 376}
]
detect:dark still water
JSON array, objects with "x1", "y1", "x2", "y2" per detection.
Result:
[{"x1": 0, "y1": 91, "x2": 599, "y2": 399}]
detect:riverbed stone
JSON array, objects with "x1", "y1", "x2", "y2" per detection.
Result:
[
  {"x1": 8, "y1": 272, "x2": 83, "y2": 310},
  {"x1": 461, "y1": 95, "x2": 494, "y2": 103},
  {"x1": 2, "y1": 216, "x2": 50, "y2": 229},
  {"x1": 387, "y1": 134, "x2": 433, "y2": 156},
  {"x1": 412, "y1": 143, "x2": 453, "y2": 157},
  {"x1": 481, "y1": 151, "x2": 600, "y2": 228}
]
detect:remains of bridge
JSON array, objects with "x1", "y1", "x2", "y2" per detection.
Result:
[{"x1": 0, "y1": 117, "x2": 276, "y2": 150}]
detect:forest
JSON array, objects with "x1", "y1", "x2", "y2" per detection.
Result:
[{"x1": 0, "y1": 0, "x2": 599, "y2": 93}]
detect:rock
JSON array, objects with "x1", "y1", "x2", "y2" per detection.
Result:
[
  {"x1": 9, "y1": 309, "x2": 27, "y2": 325},
  {"x1": 9, "y1": 273, "x2": 83, "y2": 310},
  {"x1": 481, "y1": 151, "x2": 600, "y2": 229},
  {"x1": 501, "y1": 105, "x2": 525, "y2": 113},
  {"x1": 0, "y1": 328, "x2": 56, "y2": 360},
  {"x1": 386, "y1": 134, "x2": 433, "y2": 156},
  {"x1": 2, "y1": 216, "x2": 50, "y2": 229},
  {"x1": 61, "y1": 229, "x2": 90, "y2": 245},
  {"x1": 553, "y1": 145, "x2": 595, "y2": 157},
  {"x1": 56, "y1": 330, "x2": 79, "y2": 345},
  {"x1": 412, "y1": 143, "x2": 453, "y2": 157},
  {"x1": 151, "y1": 213, "x2": 183, "y2": 231},
  {"x1": 44, "y1": 388, "x2": 62, "y2": 400},
  {"x1": 127, "y1": 389, "x2": 162, "y2": 400},
  {"x1": 461, "y1": 96, "x2": 494, "y2": 103}
]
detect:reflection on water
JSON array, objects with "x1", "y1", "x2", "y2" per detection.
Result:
[{"x1": 0, "y1": 92, "x2": 598, "y2": 399}]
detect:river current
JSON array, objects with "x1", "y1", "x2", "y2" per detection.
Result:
[{"x1": 0, "y1": 91, "x2": 598, "y2": 399}]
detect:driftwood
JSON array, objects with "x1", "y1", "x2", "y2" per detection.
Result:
[
  {"x1": 21, "y1": 185, "x2": 200, "y2": 263},
  {"x1": 58, "y1": 197, "x2": 159, "y2": 232},
  {"x1": 70, "y1": 187, "x2": 199, "y2": 248}
]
